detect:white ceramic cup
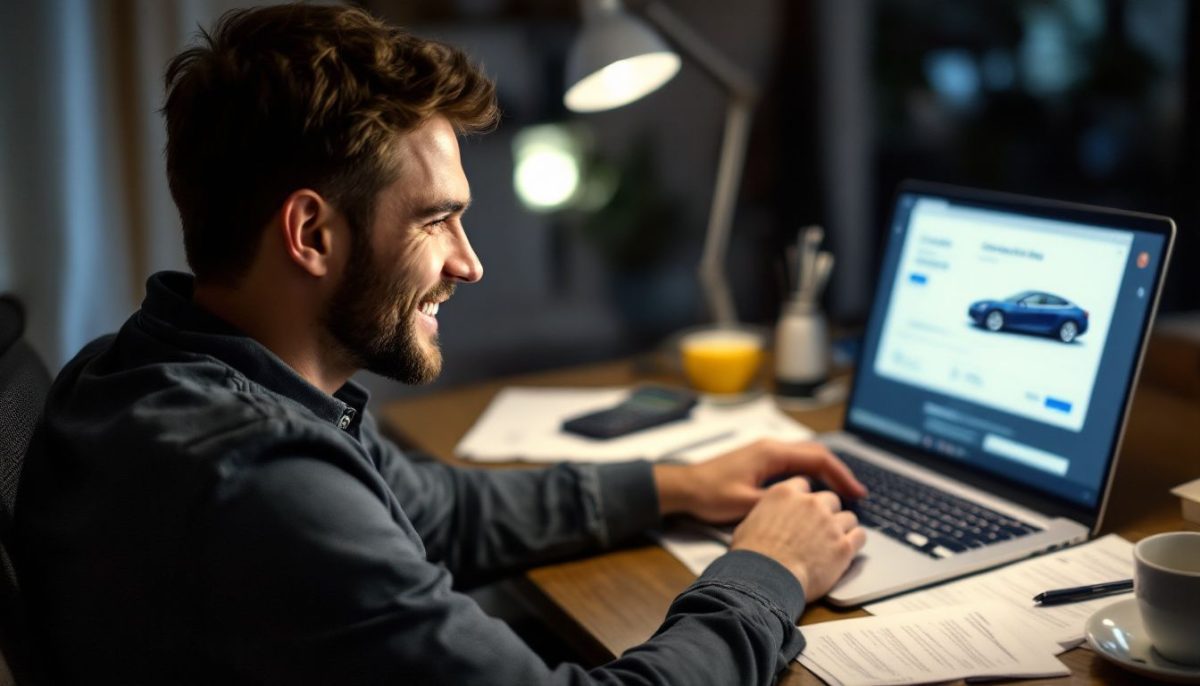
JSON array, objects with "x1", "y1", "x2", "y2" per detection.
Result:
[
  {"x1": 774, "y1": 300, "x2": 829, "y2": 397},
  {"x1": 1134, "y1": 531, "x2": 1200, "y2": 665}
]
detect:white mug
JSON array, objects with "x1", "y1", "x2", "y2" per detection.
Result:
[{"x1": 1134, "y1": 531, "x2": 1200, "y2": 665}]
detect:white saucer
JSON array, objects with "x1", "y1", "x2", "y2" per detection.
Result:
[{"x1": 1086, "y1": 598, "x2": 1200, "y2": 684}]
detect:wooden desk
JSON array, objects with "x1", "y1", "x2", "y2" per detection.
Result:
[{"x1": 379, "y1": 357, "x2": 1200, "y2": 685}]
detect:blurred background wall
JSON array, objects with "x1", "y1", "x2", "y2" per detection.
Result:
[{"x1": 1, "y1": 0, "x2": 1195, "y2": 403}]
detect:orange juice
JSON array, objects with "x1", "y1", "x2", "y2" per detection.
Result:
[{"x1": 680, "y1": 329, "x2": 764, "y2": 395}]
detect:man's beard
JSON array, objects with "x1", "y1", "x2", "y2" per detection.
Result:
[{"x1": 324, "y1": 239, "x2": 454, "y2": 385}]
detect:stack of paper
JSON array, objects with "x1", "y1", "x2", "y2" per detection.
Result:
[
  {"x1": 454, "y1": 387, "x2": 812, "y2": 463},
  {"x1": 796, "y1": 535, "x2": 1135, "y2": 684},
  {"x1": 864, "y1": 534, "x2": 1134, "y2": 652},
  {"x1": 796, "y1": 603, "x2": 1069, "y2": 686}
]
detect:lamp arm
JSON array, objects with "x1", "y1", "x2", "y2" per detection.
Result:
[
  {"x1": 635, "y1": 0, "x2": 758, "y2": 101},
  {"x1": 633, "y1": 0, "x2": 758, "y2": 325},
  {"x1": 699, "y1": 98, "x2": 754, "y2": 326}
]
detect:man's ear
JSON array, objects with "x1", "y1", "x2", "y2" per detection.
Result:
[{"x1": 278, "y1": 189, "x2": 341, "y2": 277}]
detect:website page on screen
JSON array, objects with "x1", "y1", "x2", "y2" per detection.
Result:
[
  {"x1": 874, "y1": 199, "x2": 1129, "y2": 432},
  {"x1": 850, "y1": 193, "x2": 1167, "y2": 508}
]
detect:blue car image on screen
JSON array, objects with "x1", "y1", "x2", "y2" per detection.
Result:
[{"x1": 968, "y1": 291, "x2": 1089, "y2": 343}]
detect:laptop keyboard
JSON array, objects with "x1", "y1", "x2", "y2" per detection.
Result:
[{"x1": 835, "y1": 451, "x2": 1042, "y2": 560}]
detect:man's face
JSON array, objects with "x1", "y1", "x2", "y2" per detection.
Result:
[{"x1": 324, "y1": 116, "x2": 482, "y2": 384}]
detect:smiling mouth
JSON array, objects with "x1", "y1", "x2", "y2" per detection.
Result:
[{"x1": 416, "y1": 284, "x2": 456, "y2": 321}]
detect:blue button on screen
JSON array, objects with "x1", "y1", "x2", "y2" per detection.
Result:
[
  {"x1": 909, "y1": 273, "x2": 928, "y2": 284},
  {"x1": 1045, "y1": 397, "x2": 1072, "y2": 413}
]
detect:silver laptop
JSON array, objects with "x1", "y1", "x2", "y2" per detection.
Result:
[{"x1": 810, "y1": 181, "x2": 1173, "y2": 606}]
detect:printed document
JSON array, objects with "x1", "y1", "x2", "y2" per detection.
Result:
[
  {"x1": 652, "y1": 527, "x2": 727, "y2": 576},
  {"x1": 865, "y1": 533, "x2": 1134, "y2": 651},
  {"x1": 796, "y1": 602, "x2": 1068, "y2": 686}
]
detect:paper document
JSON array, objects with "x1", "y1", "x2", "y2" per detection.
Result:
[
  {"x1": 796, "y1": 602, "x2": 1068, "y2": 686},
  {"x1": 454, "y1": 387, "x2": 812, "y2": 463},
  {"x1": 865, "y1": 534, "x2": 1134, "y2": 652},
  {"x1": 652, "y1": 527, "x2": 728, "y2": 576}
]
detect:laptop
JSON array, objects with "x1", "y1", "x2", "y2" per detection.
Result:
[{"x1": 796, "y1": 181, "x2": 1173, "y2": 606}]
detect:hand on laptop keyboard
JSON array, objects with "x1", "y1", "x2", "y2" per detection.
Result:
[
  {"x1": 657, "y1": 439, "x2": 869, "y2": 600},
  {"x1": 731, "y1": 476, "x2": 867, "y2": 600},
  {"x1": 658, "y1": 438, "x2": 868, "y2": 525},
  {"x1": 807, "y1": 477, "x2": 864, "y2": 513}
]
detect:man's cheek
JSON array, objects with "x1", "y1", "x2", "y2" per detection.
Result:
[{"x1": 400, "y1": 239, "x2": 444, "y2": 284}]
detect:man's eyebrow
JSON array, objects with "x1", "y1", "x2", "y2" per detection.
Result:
[{"x1": 414, "y1": 199, "x2": 471, "y2": 218}]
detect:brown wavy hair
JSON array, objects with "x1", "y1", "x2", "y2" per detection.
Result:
[{"x1": 163, "y1": 4, "x2": 499, "y2": 284}]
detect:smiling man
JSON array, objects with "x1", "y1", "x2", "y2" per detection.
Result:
[{"x1": 15, "y1": 5, "x2": 865, "y2": 685}]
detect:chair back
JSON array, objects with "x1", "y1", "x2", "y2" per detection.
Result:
[{"x1": 0, "y1": 296, "x2": 51, "y2": 686}]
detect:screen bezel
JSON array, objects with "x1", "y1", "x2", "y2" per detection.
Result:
[{"x1": 844, "y1": 179, "x2": 1177, "y2": 532}]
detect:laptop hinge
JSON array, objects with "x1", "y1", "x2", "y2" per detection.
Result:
[{"x1": 844, "y1": 430, "x2": 1098, "y2": 529}]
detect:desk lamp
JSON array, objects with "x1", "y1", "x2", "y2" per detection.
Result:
[{"x1": 565, "y1": 0, "x2": 759, "y2": 327}]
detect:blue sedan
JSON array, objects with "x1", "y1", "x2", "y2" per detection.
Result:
[{"x1": 968, "y1": 291, "x2": 1089, "y2": 343}]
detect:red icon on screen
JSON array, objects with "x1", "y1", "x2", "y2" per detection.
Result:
[{"x1": 1136, "y1": 252, "x2": 1150, "y2": 269}]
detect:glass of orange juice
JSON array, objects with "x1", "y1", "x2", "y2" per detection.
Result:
[{"x1": 679, "y1": 328, "x2": 765, "y2": 396}]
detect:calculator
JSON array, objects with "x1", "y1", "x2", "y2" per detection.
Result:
[{"x1": 561, "y1": 386, "x2": 699, "y2": 440}]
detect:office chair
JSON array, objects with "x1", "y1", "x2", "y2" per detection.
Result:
[{"x1": 0, "y1": 295, "x2": 51, "y2": 686}]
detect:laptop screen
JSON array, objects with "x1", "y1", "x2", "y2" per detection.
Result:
[{"x1": 846, "y1": 182, "x2": 1173, "y2": 511}]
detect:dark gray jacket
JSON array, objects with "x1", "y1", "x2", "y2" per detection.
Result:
[{"x1": 15, "y1": 271, "x2": 806, "y2": 685}]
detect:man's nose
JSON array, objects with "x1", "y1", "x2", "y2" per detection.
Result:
[{"x1": 444, "y1": 230, "x2": 482, "y2": 283}]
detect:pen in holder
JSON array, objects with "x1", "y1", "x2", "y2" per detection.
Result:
[{"x1": 776, "y1": 226, "x2": 833, "y2": 398}]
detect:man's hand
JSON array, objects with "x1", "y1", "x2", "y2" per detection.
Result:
[
  {"x1": 652, "y1": 439, "x2": 867, "y2": 523},
  {"x1": 730, "y1": 478, "x2": 866, "y2": 598},
  {"x1": 652, "y1": 439, "x2": 868, "y2": 598}
]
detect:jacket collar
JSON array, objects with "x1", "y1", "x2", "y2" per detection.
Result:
[{"x1": 136, "y1": 271, "x2": 368, "y2": 433}]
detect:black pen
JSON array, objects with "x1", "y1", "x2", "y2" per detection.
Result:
[{"x1": 1033, "y1": 579, "x2": 1133, "y2": 605}]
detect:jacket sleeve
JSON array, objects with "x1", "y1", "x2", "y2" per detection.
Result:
[
  {"x1": 198, "y1": 454, "x2": 807, "y2": 686},
  {"x1": 365, "y1": 413, "x2": 660, "y2": 583}
]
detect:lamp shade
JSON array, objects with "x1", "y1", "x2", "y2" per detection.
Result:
[{"x1": 564, "y1": 4, "x2": 680, "y2": 113}]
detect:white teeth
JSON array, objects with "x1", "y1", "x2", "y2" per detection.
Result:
[{"x1": 420, "y1": 301, "x2": 440, "y2": 317}]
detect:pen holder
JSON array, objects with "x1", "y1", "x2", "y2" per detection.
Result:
[{"x1": 774, "y1": 299, "x2": 829, "y2": 398}]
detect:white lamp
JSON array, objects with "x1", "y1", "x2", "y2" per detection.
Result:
[{"x1": 565, "y1": 0, "x2": 758, "y2": 327}]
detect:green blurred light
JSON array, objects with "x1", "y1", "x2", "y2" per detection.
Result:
[{"x1": 513, "y1": 124, "x2": 583, "y2": 212}]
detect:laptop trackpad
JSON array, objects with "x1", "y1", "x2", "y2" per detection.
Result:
[{"x1": 828, "y1": 530, "x2": 939, "y2": 606}]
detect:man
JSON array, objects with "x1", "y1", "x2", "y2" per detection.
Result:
[{"x1": 15, "y1": 5, "x2": 865, "y2": 684}]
